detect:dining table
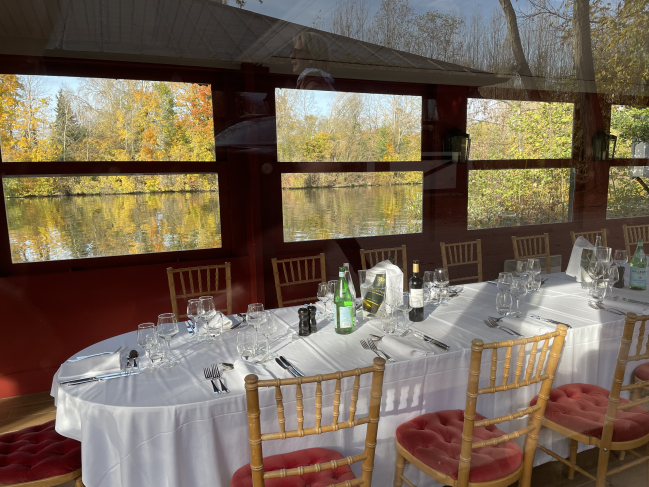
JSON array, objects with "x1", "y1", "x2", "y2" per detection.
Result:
[{"x1": 51, "y1": 271, "x2": 649, "y2": 487}]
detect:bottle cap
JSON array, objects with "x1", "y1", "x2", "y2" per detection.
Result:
[{"x1": 298, "y1": 308, "x2": 308, "y2": 315}]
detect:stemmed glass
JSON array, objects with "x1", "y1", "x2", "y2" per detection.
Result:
[
  {"x1": 527, "y1": 259, "x2": 541, "y2": 289},
  {"x1": 137, "y1": 323, "x2": 158, "y2": 373},
  {"x1": 614, "y1": 250, "x2": 628, "y2": 267},
  {"x1": 157, "y1": 313, "x2": 180, "y2": 367},
  {"x1": 496, "y1": 292, "x2": 513, "y2": 318},
  {"x1": 515, "y1": 261, "x2": 529, "y2": 286},
  {"x1": 186, "y1": 299, "x2": 204, "y2": 341},
  {"x1": 510, "y1": 279, "x2": 528, "y2": 318},
  {"x1": 258, "y1": 311, "x2": 278, "y2": 363},
  {"x1": 497, "y1": 272, "x2": 513, "y2": 293},
  {"x1": 423, "y1": 271, "x2": 434, "y2": 303},
  {"x1": 433, "y1": 268, "x2": 449, "y2": 304},
  {"x1": 606, "y1": 266, "x2": 620, "y2": 299},
  {"x1": 397, "y1": 292, "x2": 413, "y2": 331},
  {"x1": 317, "y1": 283, "x2": 330, "y2": 315},
  {"x1": 327, "y1": 280, "x2": 337, "y2": 317}
]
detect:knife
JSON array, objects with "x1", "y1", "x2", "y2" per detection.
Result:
[
  {"x1": 280, "y1": 356, "x2": 305, "y2": 377},
  {"x1": 487, "y1": 281, "x2": 498, "y2": 285},
  {"x1": 275, "y1": 357, "x2": 297, "y2": 377},
  {"x1": 412, "y1": 331, "x2": 450, "y2": 351},
  {"x1": 623, "y1": 298, "x2": 649, "y2": 306},
  {"x1": 61, "y1": 370, "x2": 141, "y2": 386},
  {"x1": 529, "y1": 314, "x2": 572, "y2": 329}
]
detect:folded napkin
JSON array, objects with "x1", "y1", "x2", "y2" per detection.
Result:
[
  {"x1": 58, "y1": 353, "x2": 122, "y2": 382},
  {"x1": 500, "y1": 317, "x2": 557, "y2": 337},
  {"x1": 228, "y1": 360, "x2": 274, "y2": 389},
  {"x1": 366, "y1": 260, "x2": 404, "y2": 294},
  {"x1": 209, "y1": 313, "x2": 236, "y2": 330},
  {"x1": 381, "y1": 336, "x2": 433, "y2": 360},
  {"x1": 566, "y1": 236, "x2": 594, "y2": 282}
]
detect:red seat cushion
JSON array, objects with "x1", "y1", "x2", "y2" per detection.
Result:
[
  {"x1": 0, "y1": 420, "x2": 81, "y2": 485},
  {"x1": 636, "y1": 363, "x2": 649, "y2": 381},
  {"x1": 230, "y1": 448, "x2": 355, "y2": 487},
  {"x1": 531, "y1": 383, "x2": 649, "y2": 442},
  {"x1": 395, "y1": 410, "x2": 523, "y2": 483}
]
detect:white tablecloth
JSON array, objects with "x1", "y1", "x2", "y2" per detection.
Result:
[{"x1": 51, "y1": 273, "x2": 649, "y2": 487}]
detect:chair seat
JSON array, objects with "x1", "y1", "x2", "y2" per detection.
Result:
[
  {"x1": 0, "y1": 420, "x2": 81, "y2": 485},
  {"x1": 635, "y1": 363, "x2": 649, "y2": 381},
  {"x1": 230, "y1": 448, "x2": 355, "y2": 487},
  {"x1": 531, "y1": 383, "x2": 649, "y2": 442},
  {"x1": 396, "y1": 410, "x2": 523, "y2": 483}
]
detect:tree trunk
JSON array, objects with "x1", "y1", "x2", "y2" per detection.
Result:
[{"x1": 498, "y1": 0, "x2": 541, "y2": 101}]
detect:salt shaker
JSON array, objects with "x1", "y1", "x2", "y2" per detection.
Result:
[
  {"x1": 298, "y1": 308, "x2": 310, "y2": 337},
  {"x1": 307, "y1": 305, "x2": 317, "y2": 334}
]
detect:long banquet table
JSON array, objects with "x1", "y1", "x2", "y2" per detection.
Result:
[{"x1": 52, "y1": 272, "x2": 649, "y2": 487}]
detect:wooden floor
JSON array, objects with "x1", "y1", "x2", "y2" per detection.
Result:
[{"x1": 1, "y1": 392, "x2": 647, "y2": 487}]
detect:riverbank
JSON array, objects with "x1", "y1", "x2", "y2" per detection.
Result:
[
  {"x1": 282, "y1": 182, "x2": 423, "y2": 190},
  {"x1": 4, "y1": 189, "x2": 219, "y2": 199}
]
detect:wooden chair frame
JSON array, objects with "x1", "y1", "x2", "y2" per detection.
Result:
[
  {"x1": 360, "y1": 245, "x2": 408, "y2": 289},
  {"x1": 271, "y1": 253, "x2": 326, "y2": 308},
  {"x1": 243, "y1": 357, "x2": 386, "y2": 487},
  {"x1": 440, "y1": 239, "x2": 483, "y2": 284},
  {"x1": 535, "y1": 313, "x2": 649, "y2": 487},
  {"x1": 623, "y1": 224, "x2": 649, "y2": 257},
  {"x1": 512, "y1": 233, "x2": 552, "y2": 274},
  {"x1": 166, "y1": 263, "x2": 232, "y2": 320},
  {"x1": 570, "y1": 228, "x2": 608, "y2": 247},
  {"x1": 8, "y1": 469, "x2": 84, "y2": 487},
  {"x1": 394, "y1": 325, "x2": 568, "y2": 487}
]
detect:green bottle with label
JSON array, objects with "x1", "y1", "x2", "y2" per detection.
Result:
[
  {"x1": 334, "y1": 266, "x2": 354, "y2": 334},
  {"x1": 630, "y1": 239, "x2": 647, "y2": 291}
]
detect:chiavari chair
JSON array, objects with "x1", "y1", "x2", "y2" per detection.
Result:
[
  {"x1": 440, "y1": 239, "x2": 483, "y2": 284},
  {"x1": 394, "y1": 325, "x2": 568, "y2": 487},
  {"x1": 166, "y1": 263, "x2": 232, "y2": 320},
  {"x1": 570, "y1": 228, "x2": 608, "y2": 247},
  {"x1": 271, "y1": 253, "x2": 326, "y2": 308},
  {"x1": 360, "y1": 245, "x2": 408, "y2": 288},
  {"x1": 231, "y1": 357, "x2": 386, "y2": 487},
  {"x1": 623, "y1": 224, "x2": 649, "y2": 257},
  {"x1": 512, "y1": 233, "x2": 552, "y2": 274}
]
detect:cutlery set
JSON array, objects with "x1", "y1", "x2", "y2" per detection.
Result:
[
  {"x1": 484, "y1": 317, "x2": 522, "y2": 337},
  {"x1": 369, "y1": 331, "x2": 450, "y2": 352},
  {"x1": 624, "y1": 297, "x2": 649, "y2": 307},
  {"x1": 360, "y1": 339, "x2": 395, "y2": 362},
  {"x1": 275, "y1": 356, "x2": 304, "y2": 377},
  {"x1": 203, "y1": 364, "x2": 229, "y2": 394},
  {"x1": 588, "y1": 301, "x2": 626, "y2": 315}
]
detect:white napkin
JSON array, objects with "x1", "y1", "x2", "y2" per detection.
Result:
[
  {"x1": 500, "y1": 317, "x2": 558, "y2": 337},
  {"x1": 58, "y1": 353, "x2": 122, "y2": 381},
  {"x1": 366, "y1": 260, "x2": 404, "y2": 294},
  {"x1": 381, "y1": 336, "x2": 433, "y2": 360},
  {"x1": 210, "y1": 313, "x2": 236, "y2": 330},
  {"x1": 566, "y1": 236, "x2": 594, "y2": 282},
  {"x1": 228, "y1": 360, "x2": 274, "y2": 389}
]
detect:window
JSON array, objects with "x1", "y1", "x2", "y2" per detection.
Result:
[
  {"x1": 282, "y1": 172, "x2": 423, "y2": 242},
  {"x1": 4, "y1": 174, "x2": 221, "y2": 263},
  {"x1": 467, "y1": 99, "x2": 573, "y2": 160},
  {"x1": 610, "y1": 105, "x2": 649, "y2": 158},
  {"x1": 468, "y1": 169, "x2": 573, "y2": 230},
  {"x1": 607, "y1": 167, "x2": 649, "y2": 219},
  {"x1": 276, "y1": 89, "x2": 422, "y2": 162}
]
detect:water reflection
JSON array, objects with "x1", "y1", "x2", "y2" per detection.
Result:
[
  {"x1": 6, "y1": 192, "x2": 221, "y2": 263},
  {"x1": 282, "y1": 185, "x2": 422, "y2": 242}
]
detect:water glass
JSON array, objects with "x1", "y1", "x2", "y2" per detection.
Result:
[
  {"x1": 206, "y1": 310, "x2": 225, "y2": 341},
  {"x1": 496, "y1": 292, "x2": 513, "y2": 317},
  {"x1": 591, "y1": 279, "x2": 607, "y2": 303},
  {"x1": 247, "y1": 303, "x2": 265, "y2": 329},
  {"x1": 397, "y1": 292, "x2": 413, "y2": 331},
  {"x1": 596, "y1": 246, "x2": 612, "y2": 265},
  {"x1": 497, "y1": 272, "x2": 513, "y2": 293},
  {"x1": 510, "y1": 279, "x2": 528, "y2": 318},
  {"x1": 148, "y1": 336, "x2": 166, "y2": 369},
  {"x1": 527, "y1": 258, "x2": 541, "y2": 277},
  {"x1": 237, "y1": 329, "x2": 257, "y2": 362},
  {"x1": 516, "y1": 260, "x2": 529, "y2": 282},
  {"x1": 199, "y1": 296, "x2": 217, "y2": 326},
  {"x1": 438, "y1": 287, "x2": 449, "y2": 306},
  {"x1": 423, "y1": 271, "x2": 434, "y2": 303},
  {"x1": 137, "y1": 323, "x2": 157, "y2": 373},
  {"x1": 157, "y1": 313, "x2": 180, "y2": 367},
  {"x1": 259, "y1": 311, "x2": 278, "y2": 362},
  {"x1": 358, "y1": 270, "x2": 368, "y2": 299},
  {"x1": 327, "y1": 280, "x2": 337, "y2": 316},
  {"x1": 529, "y1": 274, "x2": 542, "y2": 292},
  {"x1": 186, "y1": 299, "x2": 203, "y2": 341}
]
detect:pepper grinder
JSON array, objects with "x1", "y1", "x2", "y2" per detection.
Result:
[
  {"x1": 298, "y1": 308, "x2": 311, "y2": 336},
  {"x1": 614, "y1": 266, "x2": 626, "y2": 289},
  {"x1": 307, "y1": 305, "x2": 317, "y2": 334}
]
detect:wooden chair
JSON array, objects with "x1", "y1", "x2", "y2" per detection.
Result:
[
  {"x1": 271, "y1": 253, "x2": 326, "y2": 308},
  {"x1": 166, "y1": 263, "x2": 232, "y2": 320},
  {"x1": 570, "y1": 228, "x2": 608, "y2": 247},
  {"x1": 512, "y1": 233, "x2": 552, "y2": 274},
  {"x1": 440, "y1": 239, "x2": 483, "y2": 284},
  {"x1": 231, "y1": 357, "x2": 386, "y2": 487},
  {"x1": 534, "y1": 313, "x2": 649, "y2": 487},
  {"x1": 360, "y1": 245, "x2": 408, "y2": 288},
  {"x1": 394, "y1": 325, "x2": 568, "y2": 487},
  {"x1": 623, "y1": 224, "x2": 649, "y2": 257}
]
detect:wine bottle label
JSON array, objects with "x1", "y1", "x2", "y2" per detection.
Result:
[
  {"x1": 338, "y1": 306, "x2": 352, "y2": 329},
  {"x1": 630, "y1": 267, "x2": 647, "y2": 287},
  {"x1": 410, "y1": 288, "x2": 424, "y2": 308}
]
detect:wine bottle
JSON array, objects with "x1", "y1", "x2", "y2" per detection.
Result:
[
  {"x1": 409, "y1": 260, "x2": 424, "y2": 322},
  {"x1": 630, "y1": 239, "x2": 647, "y2": 291},
  {"x1": 363, "y1": 273, "x2": 387, "y2": 315},
  {"x1": 334, "y1": 266, "x2": 354, "y2": 334}
]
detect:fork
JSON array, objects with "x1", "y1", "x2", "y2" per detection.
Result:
[
  {"x1": 484, "y1": 317, "x2": 522, "y2": 337},
  {"x1": 360, "y1": 340, "x2": 386, "y2": 360},
  {"x1": 367, "y1": 339, "x2": 396, "y2": 362},
  {"x1": 214, "y1": 364, "x2": 230, "y2": 393},
  {"x1": 203, "y1": 367, "x2": 220, "y2": 394},
  {"x1": 590, "y1": 301, "x2": 625, "y2": 315}
]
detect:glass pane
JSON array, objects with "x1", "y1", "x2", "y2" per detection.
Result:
[
  {"x1": 276, "y1": 89, "x2": 421, "y2": 162},
  {"x1": 467, "y1": 99, "x2": 573, "y2": 160},
  {"x1": 607, "y1": 167, "x2": 649, "y2": 219},
  {"x1": 611, "y1": 105, "x2": 649, "y2": 158},
  {"x1": 282, "y1": 172, "x2": 422, "y2": 241},
  {"x1": 0, "y1": 75, "x2": 215, "y2": 162},
  {"x1": 468, "y1": 169, "x2": 573, "y2": 229},
  {"x1": 4, "y1": 174, "x2": 221, "y2": 263}
]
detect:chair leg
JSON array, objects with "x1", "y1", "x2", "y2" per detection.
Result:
[
  {"x1": 618, "y1": 450, "x2": 626, "y2": 461},
  {"x1": 75, "y1": 475, "x2": 85, "y2": 487},
  {"x1": 595, "y1": 445, "x2": 611, "y2": 487},
  {"x1": 394, "y1": 450, "x2": 406, "y2": 487},
  {"x1": 568, "y1": 439, "x2": 578, "y2": 480},
  {"x1": 633, "y1": 374, "x2": 642, "y2": 401}
]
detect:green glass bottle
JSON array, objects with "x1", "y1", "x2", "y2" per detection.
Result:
[
  {"x1": 334, "y1": 266, "x2": 354, "y2": 335},
  {"x1": 630, "y1": 239, "x2": 647, "y2": 291}
]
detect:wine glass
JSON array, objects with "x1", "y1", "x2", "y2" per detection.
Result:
[
  {"x1": 157, "y1": 313, "x2": 180, "y2": 367},
  {"x1": 515, "y1": 260, "x2": 529, "y2": 283},
  {"x1": 614, "y1": 250, "x2": 628, "y2": 267},
  {"x1": 237, "y1": 329, "x2": 257, "y2": 362},
  {"x1": 496, "y1": 292, "x2": 513, "y2": 318},
  {"x1": 397, "y1": 292, "x2": 413, "y2": 331},
  {"x1": 137, "y1": 323, "x2": 157, "y2": 373},
  {"x1": 259, "y1": 311, "x2": 278, "y2": 363},
  {"x1": 423, "y1": 271, "x2": 434, "y2": 303},
  {"x1": 186, "y1": 299, "x2": 203, "y2": 341},
  {"x1": 199, "y1": 296, "x2": 216, "y2": 325},
  {"x1": 527, "y1": 259, "x2": 541, "y2": 284},
  {"x1": 606, "y1": 266, "x2": 619, "y2": 299},
  {"x1": 317, "y1": 283, "x2": 330, "y2": 314},
  {"x1": 497, "y1": 272, "x2": 513, "y2": 293},
  {"x1": 433, "y1": 268, "x2": 449, "y2": 288},
  {"x1": 510, "y1": 279, "x2": 528, "y2": 318},
  {"x1": 596, "y1": 247, "x2": 612, "y2": 266}
]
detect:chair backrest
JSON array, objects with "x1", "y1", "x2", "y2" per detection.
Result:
[
  {"x1": 244, "y1": 357, "x2": 386, "y2": 487},
  {"x1": 512, "y1": 233, "x2": 552, "y2": 274},
  {"x1": 166, "y1": 263, "x2": 232, "y2": 320},
  {"x1": 458, "y1": 325, "x2": 568, "y2": 486},
  {"x1": 570, "y1": 228, "x2": 608, "y2": 247},
  {"x1": 271, "y1": 253, "x2": 326, "y2": 308},
  {"x1": 440, "y1": 239, "x2": 483, "y2": 284},
  {"x1": 359, "y1": 245, "x2": 408, "y2": 288},
  {"x1": 623, "y1": 224, "x2": 649, "y2": 257},
  {"x1": 600, "y1": 313, "x2": 649, "y2": 450}
]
